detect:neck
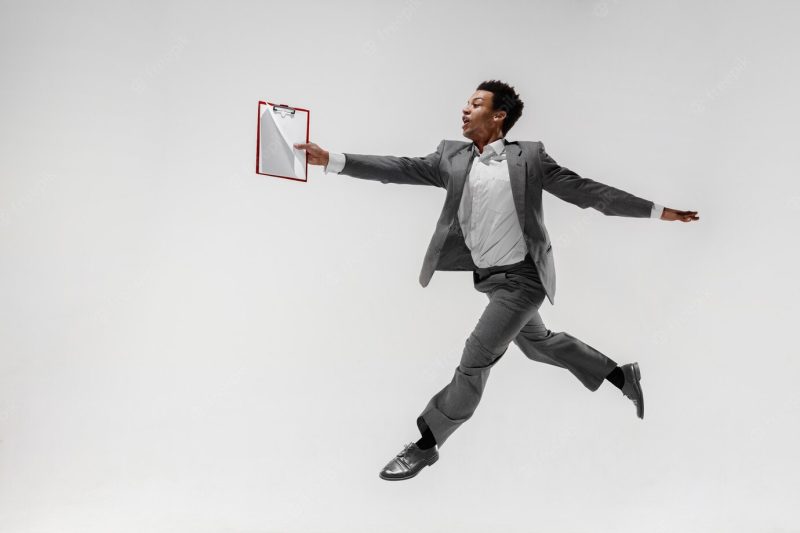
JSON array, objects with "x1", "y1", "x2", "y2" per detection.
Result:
[{"x1": 473, "y1": 131, "x2": 504, "y2": 153}]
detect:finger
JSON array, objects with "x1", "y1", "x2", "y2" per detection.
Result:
[{"x1": 293, "y1": 143, "x2": 310, "y2": 149}]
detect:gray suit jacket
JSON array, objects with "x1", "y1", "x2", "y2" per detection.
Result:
[{"x1": 340, "y1": 139, "x2": 655, "y2": 305}]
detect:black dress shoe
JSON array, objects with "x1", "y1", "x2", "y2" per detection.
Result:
[
  {"x1": 620, "y1": 362, "x2": 644, "y2": 419},
  {"x1": 378, "y1": 442, "x2": 439, "y2": 481}
]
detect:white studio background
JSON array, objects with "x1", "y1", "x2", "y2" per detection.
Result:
[{"x1": 1, "y1": 1, "x2": 798, "y2": 532}]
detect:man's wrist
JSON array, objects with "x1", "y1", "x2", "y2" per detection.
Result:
[
  {"x1": 324, "y1": 152, "x2": 346, "y2": 174},
  {"x1": 651, "y1": 202, "x2": 665, "y2": 219}
]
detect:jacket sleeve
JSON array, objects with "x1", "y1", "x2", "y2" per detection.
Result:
[
  {"x1": 339, "y1": 140, "x2": 446, "y2": 188},
  {"x1": 538, "y1": 142, "x2": 654, "y2": 218}
]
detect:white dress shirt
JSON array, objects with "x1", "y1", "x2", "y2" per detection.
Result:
[
  {"x1": 457, "y1": 138, "x2": 528, "y2": 267},
  {"x1": 324, "y1": 141, "x2": 664, "y2": 268}
]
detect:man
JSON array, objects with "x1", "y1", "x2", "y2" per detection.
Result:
[{"x1": 294, "y1": 80, "x2": 699, "y2": 481}]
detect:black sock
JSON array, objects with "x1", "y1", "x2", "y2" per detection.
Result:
[
  {"x1": 416, "y1": 426, "x2": 437, "y2": 450},
  {"x1": 605, "y1": 366, "x2": 625, "y2": 390}
]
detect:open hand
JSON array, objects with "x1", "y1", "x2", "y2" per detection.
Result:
[
  {"x1": 293, "y1": 142, "x2": 330, "y2": 167},
  {"x1": 661, "y1": 208, "x2": 699, "y2": 222}
]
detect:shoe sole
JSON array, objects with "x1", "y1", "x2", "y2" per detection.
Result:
[
  {"x1": 378, "y1": 454, "x2": 439, "y2": 481},
  {"x1": 631, "y1": 362, "x2": 644, "y2": 419}
]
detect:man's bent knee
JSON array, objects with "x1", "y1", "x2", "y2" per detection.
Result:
[{"x1": 461, "y1": 333, "x2": 508, "y2": 370}]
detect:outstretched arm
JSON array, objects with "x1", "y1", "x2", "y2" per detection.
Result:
[
  {"x1": 539, "y1": 143, "x2": 700, "y2": 222},
  {"x1": 294, "y1": 140, "x2": 446, "y2": 188},
  {"x1": 539, "y1": 142, "x2": 657, "y2": 218}
]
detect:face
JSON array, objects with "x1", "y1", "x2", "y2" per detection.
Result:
[{"x1": 461, "y1": 90, "x2": 506, "y2": 140}]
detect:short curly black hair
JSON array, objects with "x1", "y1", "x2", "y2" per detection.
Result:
[{"x1": 476, "y1": 80, "x2": 524, "y2": 135}]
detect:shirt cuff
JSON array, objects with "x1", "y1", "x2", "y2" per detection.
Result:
[
  {"x1": 650, "y1": 202, "x2": 664, "y2": 219},
  {"x1": 324, "y1": 152, "x2": 346, "y2": 174}
]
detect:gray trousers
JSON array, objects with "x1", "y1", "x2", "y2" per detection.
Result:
[{"x1": 416, "y1": 253, "x2": 618, "y2": 447}]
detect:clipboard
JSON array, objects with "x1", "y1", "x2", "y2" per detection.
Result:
[{"x1": 256, "y1": 101, "x2": 310, "y2": 182}]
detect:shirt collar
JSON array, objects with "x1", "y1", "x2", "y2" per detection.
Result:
[{"x1": 473, "y1": 137, "x2": 507, "y2": 158}]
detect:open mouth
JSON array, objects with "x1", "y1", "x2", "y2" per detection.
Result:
[{"x1": 462, "y1": 117, "x2": 470, "y2": 129}]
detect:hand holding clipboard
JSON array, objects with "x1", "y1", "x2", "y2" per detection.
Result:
[{"x1": 292, "y1": 142, "x2": 330, "y2": 167}]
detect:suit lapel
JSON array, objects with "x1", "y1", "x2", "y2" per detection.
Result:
[
  {"x1": 448, "y1": 143, "x2": 474, "y2": 206},
  {"x1": 505, "y1": 141, "x2": 527, "y2": 232}
]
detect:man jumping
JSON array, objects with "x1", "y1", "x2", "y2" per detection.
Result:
[{"x1": 295, "y1": 80, "x2": 699, "y2": 481}]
